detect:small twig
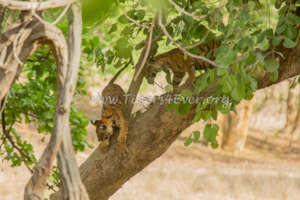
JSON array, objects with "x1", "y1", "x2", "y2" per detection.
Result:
[
  {"x1": 133, "y1": 17, "x2": 155, "y2": 81},
  {"x1": 124, "y1": 12, "x2": 149, "y2": 29},
  {"x1": 52, "y1": 1, "x2": 71, "y2": 25},
  {"x1": 185, "y1": 28, "x2": 210, "y2": 49},
  {"x1": 31, "y1": 1, "x2": 48, "y2": 24},
  {"x1": 158, "y1": 11, "x2": 224, "y2": 69},
  {"x1": 1, "y1": 113, "x2": 31, "y2": 168},
  {"x1": 0, "y1": 110, "x2": 57, "y2": 192},
  {"x1": 154, "y1": 80, "x2": 164, "y2": 90},
  {"x1": 179, "y1": 6, "x2": 222, "y2": 50},
  {"x1": 167, "y1": 0, "x2": 207, "y2": 20},
  {"x1": 0, "y1": 94, "x2": 7, "y2": 116}
]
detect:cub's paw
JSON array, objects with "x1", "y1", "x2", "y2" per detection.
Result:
[
  {"x1": 117, "y1": 138, "x2": 129, "y2": 154},
  {"x1": 100, "y1": 140, "x2": 110, "y2": 152}
]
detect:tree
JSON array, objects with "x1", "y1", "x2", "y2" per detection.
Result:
[
  {"x1": 1, "y1": 0, "x2": 300, "y2": 200},
  {"x1": 0, "y1": 0, "x2": 89, "y2": 199}
]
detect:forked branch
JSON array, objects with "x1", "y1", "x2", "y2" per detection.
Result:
[{"x1": 127, "y1": 16, "x2": 158, "y2": 114}]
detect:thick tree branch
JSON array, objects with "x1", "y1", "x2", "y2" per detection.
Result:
[
  {"x1": 55, "y1": 3, "x2": 90, "y2": 200},
  {"x1": 0, "y1": 0, "x2": 72, "y2": 11},
  {"x1": 20, "y1": 20, "x2": 69, "y2": 200}
]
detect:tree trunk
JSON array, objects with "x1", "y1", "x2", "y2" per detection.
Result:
[
  {"x1": 282, "y1": 80, "x2": 298, "y2": 133},
  {"x1": 220, "y1": 98, "x2": 255, "y2": 151}
]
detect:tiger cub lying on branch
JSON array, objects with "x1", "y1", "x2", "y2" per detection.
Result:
[
  {"x1": 145, "y1": 40, "x2": 220, "y2": 88},
  {"x1": 91, "y1": 62, "x2": 130, "y2": 153}
]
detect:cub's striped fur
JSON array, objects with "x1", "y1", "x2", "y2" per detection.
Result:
[
  {"x1": 145, "y1": 40, "x2": 220, "y2": 87},
  {"x1": 91, "y1": 61, "x2": 130, "y2": 153}
]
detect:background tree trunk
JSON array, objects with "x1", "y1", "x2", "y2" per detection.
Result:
[{"x1": 220, "y1": 98, "x2": 255, "y2": 152}]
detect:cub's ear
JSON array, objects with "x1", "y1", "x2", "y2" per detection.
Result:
[{"x1": 91, "y1": 120, "x2": 100, "y2": 126}]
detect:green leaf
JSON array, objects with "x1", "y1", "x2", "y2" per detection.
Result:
[
  {"x1": 192, "y1": 112, "x2": 201, "y2": 123},
  {"x1": 208, "y1": 70, "x2": 215, "y2": 84},
  {"x1": 184, "y1": 136, "x2": 193, "y2": 146},
  {"x1": 275, "y1": 0, "x2": 282, "y2": 9},
  {"x1": 166, "y1": 103, "x2": 178, "y2": 112},
  {"x1": 82, "y1": 0, "x2": 118, "y2": 25},
  {"x1": 216, "y1": 68, "x2": 227, "y2": 76},
  {"x1": 203, "y1": 124, "x2": 219, "y2": 143},
  {"x1": 220, "y1": 74, "x2": 237, "y2": 94},
  {"x1": 181, "y1": 89, "x2": 193, "y2": 97},
  {"x1": 284, "y1": 25, "x2": 297, "y2": 40},
  {"x1": 231, "y1": 86, "x2": 244, "y2": 101},
  {"x1": 164, "y1": 85, "x2": 173, "y2": 93},
  {"x1": 290, "y1": 79, "x2": 297, "y2": 89},
  {"x1": 264, "y1": 58, "x2": 279, "y2": 72},
  {"x1": 265, "y1": 29, "x2": 274, "y2": 39},
  {"x1": 135, "y1": 40, "x2": 145, "y2": 50},
  {"x1": 215, "y1": 46, "x2": 237, "y2": 67},
  {"x1": 178, "y1": 103, "x2": 192, "y2": 115},
  {"x1": 270, "y1": 71, "x2": 278, "y2": 82},
  {"x1": 194, "y1": 76, "x2": 208, "y2": 94},
  {"x1": 283, "y1": 38, "x2": 297, "y2": 48},
  {"x1": 245, "y1": 52, "x2": 256, "y2": 65},
  {"x1": 296, "y1": 0, "x2": 300, "y2": 6},
  {"x1": 272, "y1": 36, "x2": 282, "y2": 46},
  {"x1": 118, "y1": 15, "x2": 129, "y2": 24},
  {"x1": 136, "y1": 10, "x2": 146, "y2": 20},
  {"x1": 233, "y1": 0, "x2": 243, "y2": 7},
  {"x1": 275, "y1": 23, "x2": 286, "y2": 34},
  {"x1": 193, "y1": 131, "x2": 201, "y2": 142}
]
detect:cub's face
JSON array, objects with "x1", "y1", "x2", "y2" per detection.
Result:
[
  {"x1": 91, "y1": 109, "x2": 117, "y2": 142},
  {"x1": 145, "y1": 59, "x2": 163, "y2": 84},
  {"x1": 91, "y1": 119, "x2": 111, "y2": 142},
  {"x1": 91, "y1": 109, "x2": 116, "y2": 142}
]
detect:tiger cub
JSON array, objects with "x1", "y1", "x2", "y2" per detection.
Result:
[
  {"x1": 91, "y1": 61, "x2": 130, "y2": 153},
  {"x1": 145, "y1": 40, "x2": 220, "y2": 88}
]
